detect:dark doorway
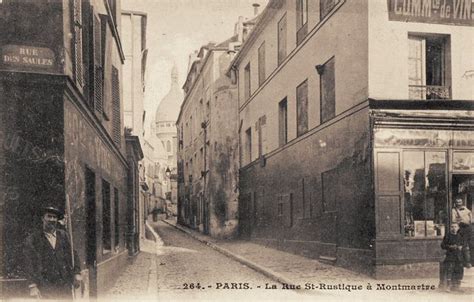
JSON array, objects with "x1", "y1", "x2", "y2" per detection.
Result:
[
  {"x1": 452, "y1": 174, "x2": 474, "y2": 265},
  {"x1": 85, "y1": 168, "x2": 97, "y2": 297}
]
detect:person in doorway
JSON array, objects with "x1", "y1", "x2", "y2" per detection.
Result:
[
  {"x1": 23, "y1": 206, "x2": 82, "y2": 300},
  {"x1": 439, "y1": 223, "x2": 465, "y2": 292},
  {"x1": 451, "y1": 197, "x2": 472, "y2": 268}
]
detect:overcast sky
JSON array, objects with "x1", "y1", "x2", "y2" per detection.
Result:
[{"x1": 121, "y1": 0, "x2": 269, "y2": 129}]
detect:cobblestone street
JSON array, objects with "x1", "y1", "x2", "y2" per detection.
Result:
[{"x1": 102, "y1": 219, "x2": 473, "y2": 302}]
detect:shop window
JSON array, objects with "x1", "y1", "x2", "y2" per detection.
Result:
[
  {"x1": 320, "y1": 0, "x2": 340, "y2": 19},
  {"x1": 102, "y1": 179, "x2": 111, "y2": 252},
  {"x1": 296, "y1": 79, "x2": 308, "y2": 137},
  {"x1": 277, "y1": 13, "x2": 287, "y2": 65},
  {"x1": 244, "y1": 63, "x2": 251, "y2": 100},
  {"x1": 258, "y1": 41, "x2": 266, "y2": 86},
  {"x1": 403, "y1": 151, "x2": 447, "y2": 237},
  {"x1": 296, "y1": 0, "x2": 308, "y2": 44},
  {"x1": 408, "y1": 34, "x2": 451, "y2": 100},
  {"x1": 278, "y1": 98, "x2": 288, "y2": 147},
  {"x1": 319, "y1": 56, "x2": 335, "y2": 124}
]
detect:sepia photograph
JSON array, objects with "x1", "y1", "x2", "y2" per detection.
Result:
[{"x1": 0, "y1": 0, "x2": 473, "y2": 301}]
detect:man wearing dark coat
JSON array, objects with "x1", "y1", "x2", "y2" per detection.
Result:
[
  {"x1": 23, "y1": 206, "x2": 82, "y2": 299},
  {"x1": 439, "y1": 223, "x2": 465, "y2": 292}
]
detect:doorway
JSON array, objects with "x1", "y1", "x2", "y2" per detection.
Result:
[
  {"x1": 452, "y1": 174, "x2": 474, "y2": 265},
  {"x1": 452, "y1": 174, "x2": 474, "y2": 212},
  {"x1": 85, "y1": 168, "x2": 97, "y2": 297}
]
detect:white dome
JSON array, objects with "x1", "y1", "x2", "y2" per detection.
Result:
[{"x1": 155, "y1": 64, "x2": 183, "y2": 124}]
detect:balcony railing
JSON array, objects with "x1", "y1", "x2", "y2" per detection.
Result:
[{"x1": 409, "y1": 85, "x2": 451, "y2": 100}]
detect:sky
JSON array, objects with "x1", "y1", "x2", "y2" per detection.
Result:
[{"x1": 121, "y1": 0, "x2": 269, "y2": 130}]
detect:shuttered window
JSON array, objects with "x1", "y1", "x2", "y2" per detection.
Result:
[
  {"x1": 112, "y1": 66, "x2": 121, "y2": 146},
  {"x1": 72, "y1": 0, "x2": 83, "y2": 87},
  {"x1": 320, "y1": 57, "x2": 335, "y2": 123},
  {"x1": 258, "y1": 42, "x2": 265, "y2": 86},
  {"x1": 92, "y1": 14, "x2": 104, "y2": 115},
  {"x1": 296, "y1": 79, "x2": 308, "y2": 137},
  {"x1": 277, "y1": 13, "x2": 287, "y2": 65}
]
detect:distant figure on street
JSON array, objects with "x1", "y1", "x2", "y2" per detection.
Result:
[
  {"x1": 451, "y1": 197, "x2": 472, "y2": 268},
  {"x1": 23, "y1": 206, "x2": 82, "y2": 300}
]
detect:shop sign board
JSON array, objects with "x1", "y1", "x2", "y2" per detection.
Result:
[
  {"x1": 388, "y1": 0, "x2": 474, "y2": 26},
  {"x1": 1, "y1": 44, "x2": 56, "y2": 71},
  {"x1": 374, "y1": 128, "x2": 474, "y2": 148}
]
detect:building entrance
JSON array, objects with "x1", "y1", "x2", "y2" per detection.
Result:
[{"x1": 452, "y1": 174, "x2": 474, "y2": 265}]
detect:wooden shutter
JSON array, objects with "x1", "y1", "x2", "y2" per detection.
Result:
[
  {"x1": 112, "y1": 66, "x2": 121, "y2": 146},
  {"x1": 72, "y1": 0, "x2": 83, "y2": 87},
  {"x1": 278, "y1": 14, "x2": 287, "y2": 65},
  {"x1": 320, "y1": 57, "x2": 335, "y2": 123},
  {"x1": 296, "y1": 79, "x2": 308, "y2": 136},
  {"x1": 92, "y1": 14, "x2": 103, "y2": 115},
  {"x1": 258, "y1": 42, "x2": 265, "y2": 86}
]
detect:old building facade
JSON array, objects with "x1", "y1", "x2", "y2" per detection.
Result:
[
  {"x1": 0, "y1": 0, "x2": 139, "y2": 298},
  {"x1": 121, "y1": 10, "x2": 148, "y2": 251},
  {"x1": 177, "y1": 38, "x2": 241, "y2": 238},
  {"x1": 230, "y1": 0, "x2": 474, "y2": 277}
]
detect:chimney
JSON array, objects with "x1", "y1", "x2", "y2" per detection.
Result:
[{"x1": 252, "y1": 3, "x2": 260, "y2": 16}]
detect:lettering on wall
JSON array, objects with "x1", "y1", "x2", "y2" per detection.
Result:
[
  {"x1": 1, "y1": 44, "x2": 56, "y2": 70},
  {"x1": 388, "y1": 0, "x2": 474, "y2": 26},
  {"x1": 374, "y1": 128, "x2": 474, "y2": 147}
]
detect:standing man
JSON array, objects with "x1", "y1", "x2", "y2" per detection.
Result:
[
  {"x1": 451, "y1": 197, "x2": 473, "y2": 268},
  {"x1": 23, "y1": 206, "x2": 82, "y2": 299}
]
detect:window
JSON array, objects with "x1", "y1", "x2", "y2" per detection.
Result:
[
  {"x1": 166, "y1": 140, "x2": 171, "y2": 152},
  {"x1": 244, "y1": 63, "x2": 251, "y2": 100},
  {"x1": 72, "y1": 0, "x2": 84, "y2": 87},
  {"x1": 322, "y1": 169, "x2": 338, "y2": 212},
  {"x1": 278, "y1": 98, "x2": 288, "y2": 146},
  {"x1": 320, "y1": 0, "x2": 340, "y2": 19},
  {"x1": 403, "y1": 151, "x2": 447, "y2": 238},
  {"x1": 92, "y1": 13, "x2": 105, "y2": 115},
  {"x1": 277, "y1": 195, "x2": 283, "y2": 216},
  {"x1": 245, "y1": 127, "x2": 252, "y2": 164},
  {"x1": 258, "y1": 42, "x2": 266, "y2": 86},
  {"x1": 277, "y1": 13, "x2": 287, "y2": 65},
  {"x1": 408, "y1": 35, "x2": 451, "y2": 100},
  {"x1": 102, "y1": 180, "x2": 111, "y2": 252},
  {"x1": 257, "y1": 116, "x2": 267, "y2": 157},
  {"x1": 296, "y1": 79, "x2": 308, "y2": 137},
  {"x1": 319, "y1": 56, "x2": 335, "y2": 123},
  {"x1": 296, "y1": 0, "x2": 308, "y2": 44},
  {"x1": 113, "y1": 188, "x2": 119, "y2": 249},
  {"x1": 112, "y1": 66, "x2": 121, "y2": 146}
]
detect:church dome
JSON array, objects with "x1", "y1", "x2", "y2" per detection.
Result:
[{"x1": 155, "y1": 64, "x2": 183, "y2": 124}]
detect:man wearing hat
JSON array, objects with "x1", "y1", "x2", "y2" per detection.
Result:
[{"x1": 23, "y1": 206, "x2": 82, "y2": 299}]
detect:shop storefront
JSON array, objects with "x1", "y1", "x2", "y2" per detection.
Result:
[{"x1": 372, "y1": 106, "x2": 474, "y2": 277}]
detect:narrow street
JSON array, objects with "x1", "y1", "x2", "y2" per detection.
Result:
[{"x1": 150, "y1": 220, "x2": 302, "y2": 301}]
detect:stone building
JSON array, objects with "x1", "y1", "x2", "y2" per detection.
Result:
[
  {"x1": 176, "y1": 20, "x2": 253, "y2": 237},
  {"x1": 0, "y1": 0, "x2": 141, "y2": 298},
  {"x1": 229, "y1": 0, "x2": 474, "y2": 277},
  {"x1": 121, "y1": 10, "x2": 148, "y2": 252}
]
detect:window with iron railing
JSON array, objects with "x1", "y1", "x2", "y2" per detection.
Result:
[{"x1": 408, "y1": 34, "x2": 451, "y2": 100}]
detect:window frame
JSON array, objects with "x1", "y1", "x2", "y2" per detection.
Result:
[{"x1": 319, "y1": 56, "x2": 336, "y2": 124}]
